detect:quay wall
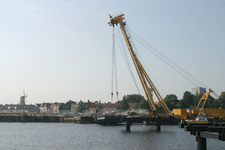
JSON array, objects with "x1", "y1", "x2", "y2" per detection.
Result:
[{"x1": 0, "y1": 115, "x2": 64, "y2": 122}]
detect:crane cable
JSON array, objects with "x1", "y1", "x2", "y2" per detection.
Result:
[
  {"x1": 111, "y1": 27, "x2": 119, "y2": 101},
  {"x1": 118, "y1": 24, "x2": 166, "y2": 97},
  {"x1": 125, "y1": 27, "x2": 167, "y2": 97},
  {"x1": 116, "y1": 27, "x2": 141, "y2": 95},
  {"x1": 111, "y1": 27, "x2": 114, "y2": 101},
  {"x1": 128, "y1": 28, "x2": 220, "y2": 99},
  {"x1": 132, "y1": 34, "x2": 199, "y2": 87}
]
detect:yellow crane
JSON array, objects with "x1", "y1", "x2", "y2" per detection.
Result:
[
  {"x1": 108, "y1": 14, "x2": 171, "y2": 116},
  {"x1": 195, "y1": 89, "x2": 213, "y2": 110},
  {"x1": 192, "y1": 89, "x2": 215, "y2": 117}
]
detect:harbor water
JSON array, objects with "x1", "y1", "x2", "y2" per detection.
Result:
[{"x1": 0, "y1": 123, "x2": 224, "y2": 150}]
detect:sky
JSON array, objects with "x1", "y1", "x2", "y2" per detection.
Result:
[{"x1": 0, "y1": 0, "x2": 224, "y2": 105}]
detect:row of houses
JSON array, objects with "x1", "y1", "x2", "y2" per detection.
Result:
[
  {"x1": 0, "y1": 87, "x2": 210, "y2": 114},
  {"x1": 0, "y1": 104, "x2": 40, "y2": 113},
  {"x1": 72, "y1": 102, "x2": 159, "y2": 114},
  {"x1": 0, "y1": 101, "x2": 160, "y2": 114},
  {"x1": 0, "y1": 102, "x2": 66, "y2": 114},
  {"x1": 76, "y1": 102, "x2": 121, "y2": 114}
]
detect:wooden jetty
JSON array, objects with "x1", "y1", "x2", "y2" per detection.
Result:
[
  {"x1": 179, "y1": 121, "x2": 225, "y2": 150},
  {"x1": 121, "y1": 116, "x2": 177, "y2": 132}
]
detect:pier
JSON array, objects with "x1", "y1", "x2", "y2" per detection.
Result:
[
  {"x1": 121, "y1": 116, "x2": 178, "y2": 132},
  {"x1": 179, "y1": 121, "x2": 225, "y2": 150}
]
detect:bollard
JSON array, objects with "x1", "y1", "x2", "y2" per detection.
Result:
[
  {"x1": 126, "y1": 122, "x2": 131, "y2": 132},
  {"x1": 156, "y1": 121, "x2": 161, "y2": 131},
  {"x1": 196, "y1": 136, "x2": 206, "y2": 150}
]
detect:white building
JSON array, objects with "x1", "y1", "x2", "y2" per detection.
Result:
[
  {"x1": 192, "y1": 87, "x2": 206, "y2": 95},
  {"x1": 0, "y1": 104, "x2": 40, "y2": 113}
]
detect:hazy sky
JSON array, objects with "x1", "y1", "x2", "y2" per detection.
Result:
[{"x1": 0, "y1": 0, "x2": 224, "y2": 105}]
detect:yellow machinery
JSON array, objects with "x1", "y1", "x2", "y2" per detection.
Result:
[
  {"x1": 108, "y1": 14, "x2": 171, "y2": 116},
  {"x1": 191, "y1": 89, "x2": 213, "y2": 115},
  {"x1": 195, "y1": 89, "x2": 213, "y2": 111},
  {"x1": 192, "y1": 89, "x2": 225, "y2": 120},
  {"x1": 173, "y1": 109, "x2": 188, "y2": 119},
  {"x1": 172, "y1": 90, "x2": 214, "y2": 119}
]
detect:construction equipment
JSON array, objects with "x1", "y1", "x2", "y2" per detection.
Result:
[
  {"x1": 192, "y1": 89, "x2": 213, "y2": 115},
  {"x1": 191, "y1": 89, "x2": 225, "y2": 120},
  {"x1": 86, "y1": 100, "x2": 96, "y2": 109},
  {"x1": 86, "y1": 100, "x2": 102, "y2": 113},
  {"x1": 173, "y1": 109, "x2": 188, "y2": 119},
  {"x1": 195, "y1": 89, "x2": 213, "y2": 110},
  {"x1": 108, "y1": 14, "x2": 171, "y2": 116}
]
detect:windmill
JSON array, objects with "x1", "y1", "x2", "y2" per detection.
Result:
[{"x1": 19, "y1": 90, "x2": 28, "y2": 105}]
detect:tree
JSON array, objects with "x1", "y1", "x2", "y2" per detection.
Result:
[
  {"x1": 176, "y1": 100, "x2": 188, "y2": 109},
  {"x1": 206, "y1": 95, "x2": 217, "y2": 108},
  {"x1": 181, "y1": 91, "x2": 195, "y2": 107},
  {"x1": 120, "y1": 100, "x2": 129, "y2": 110},
  {"x1": 97, "y1": 101, "x2": 102, "y2": 109},
  {"x1": 163, "y1": 94, "x2": 178, "y2": 110},
  {"x1": 77, "y1": 100, "x2": 84, "y2": 113},
  {"x1": 64, "y1": 100, "x2": 73, "y2": 110},
  {"x1": 116, "y1": 100, "x2": 122, "y2": 103},
  {"x1": 157, "y1": 94, "x2": 178, "y2": 112},
  {"x1": 139, "y1": 99, "x2": 150, "y2": 110},
  {"x1": 58, "y1": 103, "x2": 64, "y2": 110},
  {"x1": 218, "y1": 92, "x2": 225, "y2": 108},
  {"x1": 132, "y1": 103, "x2": 139, "y2": 109},
  {"x1": 194, "y1": 93, "x2": 218, "y2": 108},
  {"x1": 58, "y1": 100, "x2": 75, "y2": 110},
  {"x1": 122, "y1": 94, "x2": 145, "y2": 103},
  {"x1": 157, "y1": 103, "x2": 163, "y2": 112},
  {"x1": 193, "y1": 93, "x2": 203, "y2": 107}
]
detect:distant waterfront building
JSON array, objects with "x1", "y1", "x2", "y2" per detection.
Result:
[
  {"x1": 0, "y1": 104, "x2": 40, "y2": 113},
  {"x1": 37, "y1": 102, "x2": 53, "y2": 113},
  {"x1": 89, "y1": 103, "x2": 121, "y2": 114},
  {"x1": 71, "y1": 103, "x2": 78, "y2": 113},
  {"x1": 154, "y1": 102, "x2": 159, "y2": 105},
  {"x1": 53, "y1": 103, "x2": 62, "y2": 114},
  {"x1": 192, "y1": 87, "x2": 206, "y2": 95}
]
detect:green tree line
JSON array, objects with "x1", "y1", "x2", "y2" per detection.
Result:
[
  {"x1": 58, "y1": 100, "x2": 75, "y2": 111},
  {"x1": 60, "y1": 92, "x2": 225, "y2": 112},
  {"x1": 118, "y1": 91, "x2": 225, "y2": 111}
]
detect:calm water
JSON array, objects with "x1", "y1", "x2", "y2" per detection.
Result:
[{"x1": 0, "y1": 123, "x2": 224, "y2": 150}]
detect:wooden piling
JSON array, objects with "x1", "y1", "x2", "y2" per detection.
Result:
[
  {"x1": 156, "y1": 121, "x2": 161, "y2": 131},
  {"x1": 126, "y1": 122, "x2": 131, "y2": 132},
  {"x1": 196, "y1": 136, "x2": 207, "y2": 150}
]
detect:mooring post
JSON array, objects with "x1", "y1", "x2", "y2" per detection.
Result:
[
  {"x1": 196, "y1": 136, "x2": 207, "y2": 150},
  {"x1": 8, "y1": 113, "x2": 10, "y2": 122},
  {"x1": 156, "y1": 121, "x2": 161, "y2": 131},
  {"x1": 126, "y1": 122, "x2": 131, "y2": 132}
]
